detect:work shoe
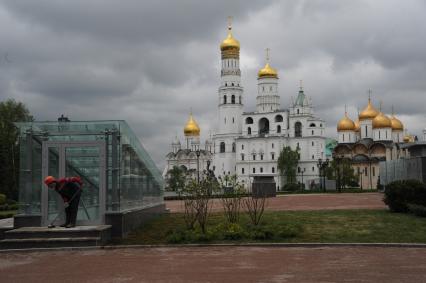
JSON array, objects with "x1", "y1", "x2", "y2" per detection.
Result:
[
  {"x1": 59, "y1": 223, "x2": 67, "y2": 227},
  {"x1": 65, "y1": 224, "x2": 75, "y2": 228}
]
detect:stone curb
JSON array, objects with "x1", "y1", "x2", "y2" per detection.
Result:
[{"x1": 2, "y1": 242, "x2": 426, "y2": 253}]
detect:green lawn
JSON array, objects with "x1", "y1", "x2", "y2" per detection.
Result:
[{"x1": 120, "y1": 209, "x2": 426, "y2": 245}]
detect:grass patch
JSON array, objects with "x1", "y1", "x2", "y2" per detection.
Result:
[{"x1": 120, "y1": 209, "x2": 426, "y2": 245}]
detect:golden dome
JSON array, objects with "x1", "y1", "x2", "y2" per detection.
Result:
[
  {"x1": 220, "y1": 30, "x2": 240, "y2": 51},
  {"x1": 337, "y1": 113, "x2": 355, "y2": 131},
  {"x1": 359, "y1": 98, "x2": 379, "y2": 120},
  {"x1": 372, "y1": 112, "x2": 392, "y2": 128},
  {"x1": 258, "y1": 63, "x2": 278, "y2": 79},
  {"x1": 390, "y1": 115, "x2": 404, "y2": 131},
  {"x1": 354, "y1": 119, "x2": 360, "y2": 132},
  {"x1": 184, "y1": 113, "x2": 200, "y2": 136},
  {"x1": 403, "y1": 135, "x2": 411, "y2": 143}
]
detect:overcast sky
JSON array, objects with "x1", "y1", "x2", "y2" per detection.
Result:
[{"x1": 1, "y1": 0, "x2": 425, "y2": 169}]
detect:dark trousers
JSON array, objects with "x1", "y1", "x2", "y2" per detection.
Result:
[{"x1": 65, "y1": 190, "x2": 81, "y2": 225}]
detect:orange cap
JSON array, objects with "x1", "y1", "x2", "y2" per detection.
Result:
[{"x1": 44, "y1": 176, "x2": 56, "y2": 186}]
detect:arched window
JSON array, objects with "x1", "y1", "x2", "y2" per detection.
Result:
[
  {"x1": 242, "y1": 168, "x2": 245, "y2": 174},
  {"x1": 275, "y1": 115, "x2": 283, "y2": 122},
  {"x1": 297, "y1": 109, "x2": 299, "y2": 114},
  {"x1": 272, "y1": 167, "x2": 275, "y2": 173},
  {"x1": 277, "y1": 125, "x2": 281, "y2": 133},
  {"x1": 258, "y1": 118, "x2": 270, "y2": 135},
  {"x1": 231, "y1": 95, "x2": 235, "y2": 104},
  {"x1": 253, "y1": 167, "x2": 256, "y2": 173},
  {"x1": 309, "y1": 123, "x2": 316, "y2": 127},
  {"x1": 232, "y1": 142, "x2": 236, "y2": 152},
  {"x1": 245, "y1": 117, "x2": 253, "y2": 124},
  {"x1": 295, "y1": 122, "x2": 302, "y2": 137},
  {"x1": 220, "y1": 142, "x2": 225, "y2": 153},
  {"x1": 260, "y1": 167, "x2": 263, "y2": 173},
  {"x1": 223, "y1": 95, "x2": 227, "y2": 104},
  {"x1": 247, "y1": 127, "x2": 251, "y2": 135},
  {"x1": 225, "y1": 83, "x2": 227, "y2": 86},
  {"x1": 232, "y1": 83, "x2": 234, "y2": 86}
]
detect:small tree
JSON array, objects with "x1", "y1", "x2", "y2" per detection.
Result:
[
  {"x1": 218, "y1": 174, "x2": 245, "y2": 224},
  {"x1": 182, "y1": 174, "x2": 219, "y2": 233},
  {"x1": 166, "y1": 166, "x2": 186, "y2": 193},
  {"x1": 244, "y1": 193, "x2": 267, "y2": 226},
  {"x1": 277, "y1": 146, "x2": 299, "y2": 186}
]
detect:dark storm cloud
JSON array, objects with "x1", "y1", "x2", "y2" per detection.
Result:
[{"x1": 0, "y1": 0, "x2": 425, "y2": 168}]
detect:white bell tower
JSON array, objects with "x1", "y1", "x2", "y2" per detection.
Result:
[{"x1": 213, "y1": 17, "x2": 243, "y2": 177}]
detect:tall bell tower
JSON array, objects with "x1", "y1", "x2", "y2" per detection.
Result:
[{"x1": 213, "y1": 17, "x2": 243, "y2": 176}]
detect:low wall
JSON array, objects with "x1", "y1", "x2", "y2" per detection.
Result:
[{"x1": 105, "y1": 203, "x2": 166, "y2": 238}]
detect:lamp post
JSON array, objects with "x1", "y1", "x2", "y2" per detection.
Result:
[
  {"x1": 195, "y1": 149, "x2": 201, "y2": 184},
  {"x1": 336, "y1": 155, "x2": 343, "y2": 193}
]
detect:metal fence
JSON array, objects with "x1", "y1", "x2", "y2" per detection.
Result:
[{"x1": 380, "y1": 157, "x2": 426, "y2": 185}]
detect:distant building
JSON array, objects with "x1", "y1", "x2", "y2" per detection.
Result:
[
  {"x1": 165, "y1": 21, "x2": 327, "y2": 190},
  {"x1": 333, "y1": 97, "x2": 412, "y2": 189}
]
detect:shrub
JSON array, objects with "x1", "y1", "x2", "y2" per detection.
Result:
[
  {"x1": 166, "y1": 228, "x2": 215, "y2": 243},
  {"x1": 248, "y1": 225, "x2": 274, "y2": 240},
  {"x1": 0, "y1": 204, "x2": 19, "y2": 211},
  {"x1": 166, "y1": 229, "x2": 187, "y2": 244},
  {"x1": 0, "y1": 194, "x2": 6, "y2": 205},
  {"x1": 215, "y1": 223, "x2": 246, "y2": 240},
  {"x1": 384, "y1": 180, "x2": 426, "y2": 212},
  {"x1": 277, "y1": 224, "x2": 303, "y2": 238},
  {"x1": 407, "y1": 203, "x2": 426, "y2": 217},
  {"x1": 282, "y1": 183, "x2": 302, "y2": 191}
]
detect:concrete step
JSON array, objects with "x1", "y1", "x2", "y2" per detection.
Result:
[
  {"x1": 5, "y1": 225, "x2": 111, "y2": 239},
  {"x1": 0, "y1": 237, "x2": 102, "y2": 249},
  {"x1": 0, "y1": 225, "x2": 111, "y2": 250}
]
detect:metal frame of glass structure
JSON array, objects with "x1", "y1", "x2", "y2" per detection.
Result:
[{"x1": 15, "y1": 120, "x2": 164, "y2": 226}]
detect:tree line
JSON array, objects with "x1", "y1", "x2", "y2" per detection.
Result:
[{"x1": 0, "y1": 99, "x2": 33, "y2": 200}]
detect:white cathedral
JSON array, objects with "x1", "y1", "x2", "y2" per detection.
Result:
[{"x1": 164, "y1": 22, "x2": 326, "y2": 190}]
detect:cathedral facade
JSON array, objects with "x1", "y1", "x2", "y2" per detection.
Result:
[
  {"x1": 165, "y1": 23, "x2": 327, "y2": 190},
  {"x1": 333, "y1": 97, "x2": 410, "y2": 189}
]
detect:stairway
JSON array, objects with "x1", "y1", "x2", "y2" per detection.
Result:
[{"x1": 0, "y1": 225, "x2": 111, "y2": 250}]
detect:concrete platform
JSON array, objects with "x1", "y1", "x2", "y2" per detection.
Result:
[
  {"x1": 0, "y1": 218, "x2": 14, "y2": 240},
  {"x1": 0, "y1": 225, "x2": 111, "y2": 250}
]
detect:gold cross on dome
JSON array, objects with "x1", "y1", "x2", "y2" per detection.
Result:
[
  {"x1": 227, "y1": 16, "x2": 233, "y2": 30},
  {"x1": 265, "y1": 48, "x2": 270, "y2": 62}
]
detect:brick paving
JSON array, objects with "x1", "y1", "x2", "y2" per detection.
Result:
[
  {"x1": 166, "y1": 192, "x2": 386, "y2": 213},
  {"x1": 1, "y1": 193, "x2": 410, "y2": 282},
  {"x1": 1, "y1": 246, "x2": 426, "y2": 282}
]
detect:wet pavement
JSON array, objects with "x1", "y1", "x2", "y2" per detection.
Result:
[{"x1": 1, "y1": 246, "x2": 426, "y2": 282}]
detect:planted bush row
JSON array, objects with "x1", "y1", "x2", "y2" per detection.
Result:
[{"x1": 166, "y1": 222, "x2": 303, "y2": 244}]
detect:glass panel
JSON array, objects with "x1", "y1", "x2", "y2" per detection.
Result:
[
  {"x1": 47, "y1": 147, "x2": 62, "y2": 223},
  {"x1": 65, "y1": 146, "x2": 100, "y2": 223}
]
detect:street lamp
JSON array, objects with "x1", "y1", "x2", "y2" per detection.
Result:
[{"x1": 195, "y1": 149, "x2": 201, "y2": 183}]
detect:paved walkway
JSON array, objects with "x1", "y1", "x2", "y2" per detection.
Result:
[
  {"x1": 1, "y1": 246, "x2": 426, "y2": 282},
  {"x1": 166, "y1": 192, "x2": 386, "y2": 213}
]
